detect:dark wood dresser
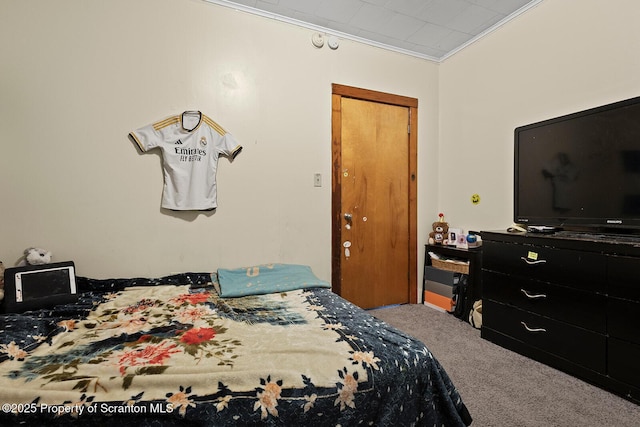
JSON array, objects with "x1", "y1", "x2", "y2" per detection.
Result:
[{"x1": 481, "y1": 230, "x2": 640, "y2": 404}]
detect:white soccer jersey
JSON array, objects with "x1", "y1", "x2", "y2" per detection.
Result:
[{"x1": 129, "y1": 111, "x2": 242, "y2": 211}]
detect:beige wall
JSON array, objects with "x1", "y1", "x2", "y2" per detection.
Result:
[
  {"x1": 439, "y1": 0, "x2": 640, "y2": 233},
  {"x1": 0, "y1": 0, "x2": 439, "y2": 284}
]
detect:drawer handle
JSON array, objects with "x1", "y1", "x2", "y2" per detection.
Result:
[
  {"x1": 521, "y1": 321, "x2": 547, "y2": 333},
  {"x1": 520, "y1": 257, "x2": 547, "y2": 265},
  {"x1": 520, "y1": 289, "x2": 547, "y2": 300}
]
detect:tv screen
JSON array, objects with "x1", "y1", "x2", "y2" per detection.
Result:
[{"x1": 514, "y1": 96, "x2": 640, "y2": 231}]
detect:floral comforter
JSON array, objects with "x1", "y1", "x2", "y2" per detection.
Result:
[{"x1": 0, "y1": 274, "x2": 471, "y2": 426}]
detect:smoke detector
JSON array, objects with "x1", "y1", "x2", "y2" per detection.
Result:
[{"x1": 311, "y1": 33, "x2": 324, "y2": 48}]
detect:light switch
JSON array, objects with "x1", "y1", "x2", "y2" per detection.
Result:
[{"x1": 314, "y1": 173, "x2": 322, "y2": 187}]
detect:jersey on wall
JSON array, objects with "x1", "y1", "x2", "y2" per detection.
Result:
[{"x1": 129, "y1": 111, "x2": 242, "y2": 211}]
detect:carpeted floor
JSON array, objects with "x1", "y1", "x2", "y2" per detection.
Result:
[{"x1": 368, "y1": 304, "x2": 640, "y2": 427}]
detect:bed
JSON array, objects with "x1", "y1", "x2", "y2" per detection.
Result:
[{"x1": 0, "y1": 264, "x2": 472, "y2": 426}]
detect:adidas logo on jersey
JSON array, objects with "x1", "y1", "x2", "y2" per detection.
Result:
[{"x1": 175, "y1": 139, "x2": 183, "y2": 145}]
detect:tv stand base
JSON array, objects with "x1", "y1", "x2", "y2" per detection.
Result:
[{"x1": 481, "y1": 230, "x2": 640, "y2": 405}]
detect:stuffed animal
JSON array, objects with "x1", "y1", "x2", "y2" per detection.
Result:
[
  {"x1": 17, "y1": 247, "x2": 53, "y2": 266},
  {"x1": 429, "y1": 213, "x2": 449, "y2": 245}
]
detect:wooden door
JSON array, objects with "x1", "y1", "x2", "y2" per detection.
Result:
[{"x1": 331, "y1": 84, "x2": 418, "y2": 309}]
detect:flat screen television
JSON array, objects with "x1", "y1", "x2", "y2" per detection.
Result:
[{"x1": 514, "y1": 95, "x2": 640, "y2": 233}]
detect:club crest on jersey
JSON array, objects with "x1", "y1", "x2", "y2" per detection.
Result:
[{"x1": 200, "y1": 137, "x2": 207, "y2": 147}]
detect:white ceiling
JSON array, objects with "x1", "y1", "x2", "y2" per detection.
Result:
[{"x1": 205, "y1": 0, "x2": 542, "y2": 62}]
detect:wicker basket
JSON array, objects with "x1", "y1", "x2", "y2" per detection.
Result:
[{"x1": 431, "y1": 258, "x2": 469, "y2": 275}]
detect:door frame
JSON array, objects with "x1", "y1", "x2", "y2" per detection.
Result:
[{"x1": 331, "y1": 83, "x2": 418, "y2": 304}]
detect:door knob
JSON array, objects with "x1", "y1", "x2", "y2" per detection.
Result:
[{"x1": 344, "y1": 213, "x2": 353, "y2": 229}]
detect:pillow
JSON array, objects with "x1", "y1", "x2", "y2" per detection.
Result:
[
  {"x1": 2, "y1": 262, "x2": 78, "y2": 313},
  {"x1": 216, "y1": 263, "x2": 331, "y2": 298}
]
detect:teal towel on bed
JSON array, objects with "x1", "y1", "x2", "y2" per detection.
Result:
[{"x1": 216, "y1": 263, "x2": 331, "y2": 297}]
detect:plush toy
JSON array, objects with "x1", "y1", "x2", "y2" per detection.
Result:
[
  {"x1": 428, "y1": 213, "x2": 449, "y2": 245},
  {"x1": 17, "y1": 247, "x2": 53, "y2": 266},
  {"x1": 0, "y1": 261, "x2": 4, "y2": 301}
]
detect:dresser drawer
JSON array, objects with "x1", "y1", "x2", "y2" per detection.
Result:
[
  {"x1": 483, "y1": 241, "x2": 606, "y2": 292},
  {"x1": 608, "y1": 256, "x2": 640, "y2": 301},
  {"x1": 483, "y1": 300, "x2": 606, "y2": 373},
  {"x1": 608, "y1": 297, "x2": 640, "y2": 344},
  {"x1": 608, "y1": 338, "x2": 640, "y2": 388},
  {"x1": 483, "y1": 271, "x2": 606, "y2": 333}
]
